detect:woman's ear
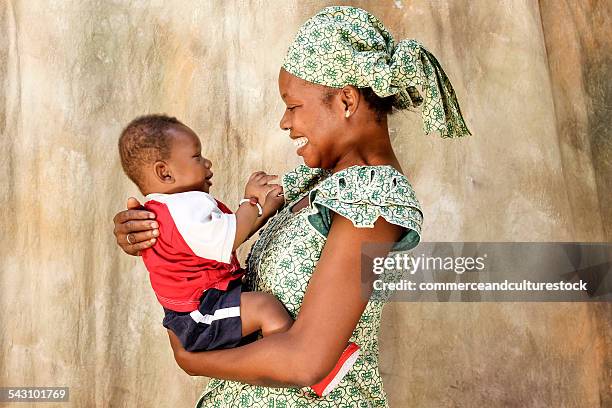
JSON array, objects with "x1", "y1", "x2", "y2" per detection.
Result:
[
  {"x1": 153, "y1": 161, "x2": 174, "y2": 184},
  {"x1": 340, "y1": 85, "x2": 361, "y2": 117}
]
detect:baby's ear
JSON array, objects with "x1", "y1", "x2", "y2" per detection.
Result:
[{"x1": 153, "y1": 161, "x2": 174, "y2": 183}]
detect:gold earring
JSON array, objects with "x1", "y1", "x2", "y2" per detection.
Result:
[{"x1": 344, "y1": 110, "x2": 350, "y2": 118}]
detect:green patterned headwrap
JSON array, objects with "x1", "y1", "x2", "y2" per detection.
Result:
[{"x1": 283, "y1": 6, "x2": 472, "y2": 139}]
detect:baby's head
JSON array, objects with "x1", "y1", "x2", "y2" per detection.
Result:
[{"x1": 118, "y1": 114, "x2": 213, "y2": 196}]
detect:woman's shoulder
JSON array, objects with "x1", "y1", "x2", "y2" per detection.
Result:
[
  {"x1": 281, "y1": 164, "x2": 332, "y2": 202},
  {"x1": 306, "y1": 164, "x2": 424, "y2": 242},
  {"x1": 311, "y1": 165, "x2": 423, "y2": 215},
  {"x1": 315, "y1": 165, "x2": 418, "y2": 198}
]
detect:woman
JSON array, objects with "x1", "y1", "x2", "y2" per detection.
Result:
[{"x1": 113, "y1": 6, "x2": 470, "y2": 407}]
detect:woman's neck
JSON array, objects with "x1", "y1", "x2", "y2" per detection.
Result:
[{"x1": 331, "y1": 122, "x2": 403, "y2": 174}]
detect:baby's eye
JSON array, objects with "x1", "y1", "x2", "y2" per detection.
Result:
[{"x1": 287, "y1": 106, "x2": 298, "y2": 111}]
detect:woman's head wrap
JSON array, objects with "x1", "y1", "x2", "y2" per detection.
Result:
[{"x1": 282, "y1": 6, "x2": 472, "y2": 138}]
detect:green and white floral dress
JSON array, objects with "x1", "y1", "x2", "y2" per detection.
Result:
[{"x1": 196, "y1": 164, "x2": 423, "y2": 408}]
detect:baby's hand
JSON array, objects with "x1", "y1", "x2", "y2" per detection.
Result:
[
  {"x1": 244, "y1": 171, "x2": 279, "y2": 205},
  {"x1": 262, "y1": 185, "x2": 285, "y2": 218}
]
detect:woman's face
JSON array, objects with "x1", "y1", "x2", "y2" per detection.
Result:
[{"x1": 278, "y1": 68, "x2": 345, "y2": 169}]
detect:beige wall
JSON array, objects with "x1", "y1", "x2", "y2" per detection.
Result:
[{"x1": 0, "y1": 1, "x2": 609, "y2": 407}]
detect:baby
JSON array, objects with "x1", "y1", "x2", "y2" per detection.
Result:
[{"x1": 117, "y1": 114, "x2": 359, "y2": 397}]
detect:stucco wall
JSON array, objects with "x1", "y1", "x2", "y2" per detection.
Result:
[{"x1": 0, "y1": 1, "x2": 609, "y2": 407}]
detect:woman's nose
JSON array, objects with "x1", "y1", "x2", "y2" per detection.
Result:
[{"x1": 279, "y1": 111, "x2": 290, "y2": 131}]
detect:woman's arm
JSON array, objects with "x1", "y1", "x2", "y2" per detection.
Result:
[
  {"x1": 168, "y1": 212, "x2": 403, "y2": 387},
  {"x1": 113, "y1": 186, "x2": 284, "y2": 255}
]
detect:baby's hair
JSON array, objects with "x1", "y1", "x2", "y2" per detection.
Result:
[{"x1": 118, "y1": 114, "x2": 184, "y2": 192}]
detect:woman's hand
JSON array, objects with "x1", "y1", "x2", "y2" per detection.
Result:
[
  {"x1": 112, "y1": 197, "x2": 159, "y2": 256},
  {"x1": 167, "y1": 329, "x2": 194, "y2": 374},
  {"x1": 167, "y1": 329, "x2": 184, "y2": 354}
]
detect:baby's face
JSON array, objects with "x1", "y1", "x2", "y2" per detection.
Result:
[{"x1": 165, "y1": 125, "x2": 213, "y2": 193}]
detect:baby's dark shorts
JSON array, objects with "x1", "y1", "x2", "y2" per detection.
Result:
[{"x1": 162, "y1": 278, "x2": 243, "y2": 352}]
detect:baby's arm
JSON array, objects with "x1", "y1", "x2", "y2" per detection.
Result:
[
  {"x1": 233, "y1": 200, "x2": 261, "y2": 250},
  {"x1": 248, "y1": 186, "x2": 285, "y2": 238},
  {"x1": 232, "y1": 172, "x2": 281, "y2": 250}
]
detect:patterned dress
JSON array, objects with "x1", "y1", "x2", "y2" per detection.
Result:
[{"x1": 195, "y1": 164, "x2": 423, "y2": 408}]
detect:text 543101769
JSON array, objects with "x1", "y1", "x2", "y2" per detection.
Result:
[{"x1": 0, "y1": 387, "x2": 69, "y2": 402}]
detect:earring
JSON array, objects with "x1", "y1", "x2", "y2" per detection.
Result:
[{"x1": 344, "y1": 110, "x2": 350, "y2": 118}]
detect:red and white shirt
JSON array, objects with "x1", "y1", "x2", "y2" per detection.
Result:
[{"x1": 142, "y1": 191, "x2": 244, "y2": 312}]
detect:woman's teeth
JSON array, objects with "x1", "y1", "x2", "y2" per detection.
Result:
[{"x1": 293, "y1": 137, "x2": 308, "y2": 148}]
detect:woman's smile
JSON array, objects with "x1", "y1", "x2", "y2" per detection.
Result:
[{"x1": 292, "y1": 136, "x2": 309, "y2": 154}]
